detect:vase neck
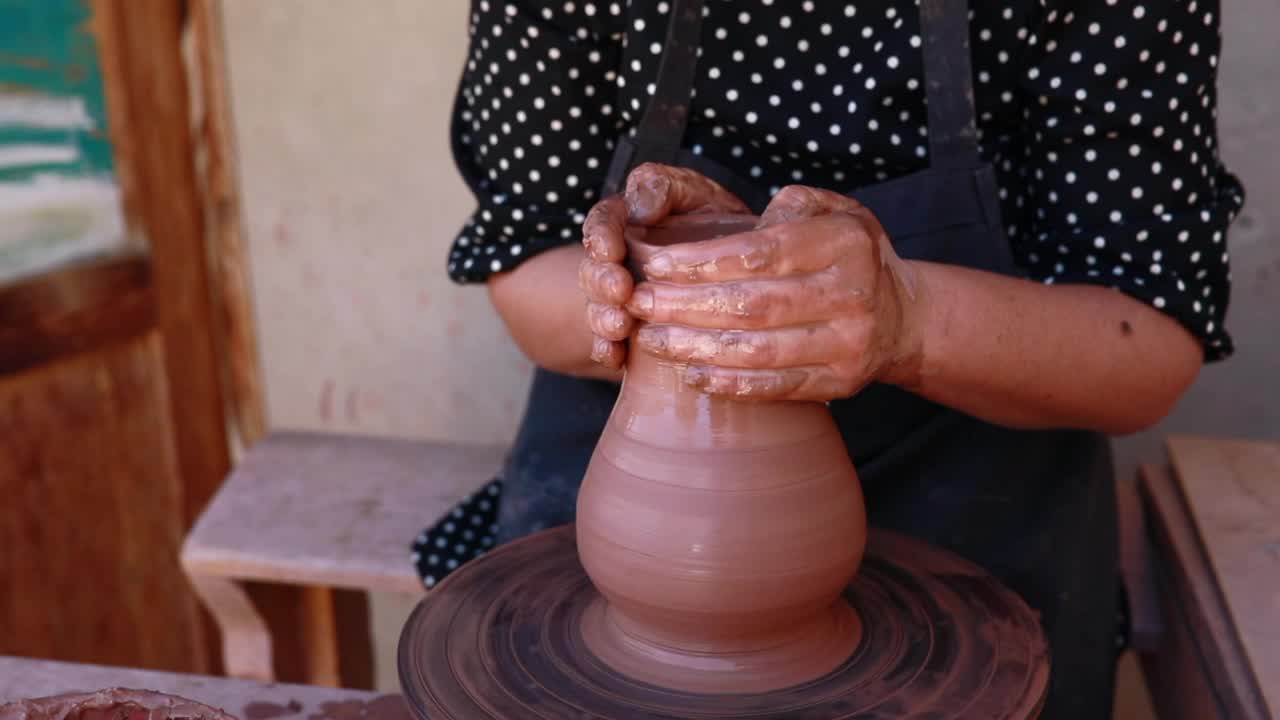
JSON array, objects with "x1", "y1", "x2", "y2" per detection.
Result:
[{"x1": 617, "y1": 347, "x2": 834, "y2": 451}]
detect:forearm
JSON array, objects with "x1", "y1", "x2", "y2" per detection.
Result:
[
  {"x1": 487, "y1": 244, "x2": 623, "y2": 383},
  {"x1": 893, "y1": 261, "x2": 1202, "y2": 435}
]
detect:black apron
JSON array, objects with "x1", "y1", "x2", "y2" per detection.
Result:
[{"x1": 419, "y1": 1, "x2": 1120, "y2": 716}]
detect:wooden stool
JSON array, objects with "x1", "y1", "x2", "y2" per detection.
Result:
[{"x1": 180, "y1": 432, "x2": 503, "y2": 685}]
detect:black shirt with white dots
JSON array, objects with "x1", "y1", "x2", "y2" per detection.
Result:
[{"x1": 445, "y1": 0, "x2": 1243, "y2": 360}]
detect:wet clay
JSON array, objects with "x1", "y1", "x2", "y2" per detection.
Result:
[
  {"x1": 0, "y1": 690, "x2": 236, "y2": 720},
  {"x1": 576, "y1": 214, "x2": 868, "y2": 693},
  {"x1": 241, "y1": 701, "x2": 302, "y2": 720},
  {"x1": 397, "y1": 526, "x2": 1050, "y2": 719}
]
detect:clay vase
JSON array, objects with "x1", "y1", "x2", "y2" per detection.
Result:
[{"x1": 575, "y1": 214, "x2": 868, "y2": 694}]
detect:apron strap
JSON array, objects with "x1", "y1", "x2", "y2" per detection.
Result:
[
  {"x1": 603, "y1": 0, "x2": 705, "y2": 195},
  {"x1": 919, "y1": 0, "x2": 981, "y2": 170}
]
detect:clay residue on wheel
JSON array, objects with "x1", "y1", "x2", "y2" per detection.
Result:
[{"x1": 0, "y1": 689, "x2": 236, "y2": 720}]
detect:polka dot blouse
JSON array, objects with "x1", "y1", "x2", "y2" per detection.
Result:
[{"x1": 445, "y1": 0, "x2": 1244, "y2": 359}]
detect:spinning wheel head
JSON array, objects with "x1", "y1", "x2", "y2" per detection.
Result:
[{"x1": 398, "y1": 526, "x2": 1049, "y2": 719}]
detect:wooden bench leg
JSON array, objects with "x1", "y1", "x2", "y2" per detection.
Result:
[
  {"x1": 302, "y1": 587, "x2": 341, "y2": 687},
  {"x1": 187, "y1": 574, "x2": 274, "y2": 682}
]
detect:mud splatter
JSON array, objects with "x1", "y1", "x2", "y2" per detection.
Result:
[
  {"x1": 318, "y1": 379, "x2": 335, "y2": 421},
  {"x1": 305, "y1": 696, "x2": 409, "y2": 720},
  {"x1": 302, "y1": 265, "x2": 321, "y2": 290},
  {"x1": 345, "y1": 388, "x2": 360, "y2": 424},
  {"x1": 241, "y1": 700, "x2": 302, "y2": 720},
  {"x1": 274, "y1": 222, "x2": 292, "y2": 249}
]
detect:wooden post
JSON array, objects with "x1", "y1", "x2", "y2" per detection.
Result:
[
  {"x1": 90, "y1": 0, "x2": 232, "y2": 533},
  {"x1": 188, "y1": 0, "x2": 268, "y2": 452},
  {"x1": 91, "y1": 0, "x2": 233, "y2": 674}
]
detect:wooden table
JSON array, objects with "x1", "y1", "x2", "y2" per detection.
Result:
[
  {"x1": 0, "y1": 656, "x2": 407, "y2": 720},
  {"x1": 180, "y1": 432, "x2": 503, "y2": 684},
  {"x1": 1135, "y1": 435, "x2": 1280, "y2": 720}
]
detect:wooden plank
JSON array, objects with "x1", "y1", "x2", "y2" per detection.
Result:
[
  {"x1": 1139, "y1": 554, "x2": 1229, "y2": 720},
  {"x1": 188, "y1": 0, "x2": 268, "y2": 451},
  {"x1": 1168, "y1": 434, "x2": 1280, "y2": 717},
  {"x1": 0, "y1": 656, "x2": 408, "y2": 720},
  {"x1": 1139, "y1": 463, "x2": 1270, "y2": 719},
  {"x1": 0, "y1": 334, "x2": 206, "y2": 672},
  {"x1": 91, "y1": 0, "x2": 233, "y2": 677},
  {"x1": 0, "y1": 255, "x2": 154, "y2": 375},
  {"x1": 89, "y1": 0, "x2": 232, "y2": 531},
  {"x1": 182, "y1": 432, "x2": 503, "y2": 595},
  {"x1": 1116, "y1": 477, "x2": 1163, "y2": 652}
]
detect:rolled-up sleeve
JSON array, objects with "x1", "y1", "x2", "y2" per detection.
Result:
[
  {"x1": 1005, "y1": 0, "x2": 1244, "y2": 361},
  {"x1": 447, "y1": 0, "x2": 626, "y2": 283}
]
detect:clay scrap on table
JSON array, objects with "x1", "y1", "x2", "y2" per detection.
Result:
[{"x1": 0, "y1": 689, "x2": 238, "y2": 720}]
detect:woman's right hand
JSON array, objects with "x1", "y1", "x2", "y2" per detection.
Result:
[{"x1": 579, "y1": 163, "x2": 751, "y2": 369}]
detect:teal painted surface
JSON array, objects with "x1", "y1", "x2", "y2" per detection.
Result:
[
  {"x1": 0, "y1": 0, "x2": 114, "y2": 180},
  {"x1": 0, "y1": 0, "x2": 127, "y2": 287}
]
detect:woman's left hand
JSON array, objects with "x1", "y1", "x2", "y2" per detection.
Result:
[{"x1": 627, "y1": 186, "x2": 927, "y2": 402}]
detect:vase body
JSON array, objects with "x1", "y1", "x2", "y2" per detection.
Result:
[{"x1": 575, "y1": 215, "x2": 867, "y2": 693}]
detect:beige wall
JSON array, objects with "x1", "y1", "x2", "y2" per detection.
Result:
[
  {"x1": 223, "y1": 0, "x2": 532, "y2": 449},
  {"x1": 221, "y1": 2, "x2": 531, "y2": 688}
]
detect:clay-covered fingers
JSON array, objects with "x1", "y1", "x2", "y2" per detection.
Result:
[
  {"x1": 627, "y1": 273, "x2": 862, "y2": 331},
  {"x1": 590, "y1": 335, "x2": 626, "y2": 369},
  {"x1": 640, "y1": 215, "x2": 869, "y2": 284},
  {"x1": 579, "y1": 165, "x2": 750, "y2": 372},
  {"x1": 676, "y1": 365, "x2": 852, "y2": 402},
  {"x1": 587, "y1": 302, "x2": 634, "y2": 342},
  {"x1": 580, "y1": 196, "x2": 634, "y2": 369},
  {"x1": 578, "y1": 255, "x2": 633, "y2": 306},
  {"x1": 634, "y1": 324, "x2": 843, "y2": 368},
  {"x1": 758, "y1": 185, "x2": 873, "y2": 227},
  {"x1": 627, "y1": 272, "x2": 849, "y2": 330},
  {"x1": 582, "y1": 195, "x2": 629, "y2": 263},
  {"x1": 580, "y1": 260, "x2": 632, "y2": 368},
  {"x1": 624, "y1": 163, "x2": 750, "y2": 225}
]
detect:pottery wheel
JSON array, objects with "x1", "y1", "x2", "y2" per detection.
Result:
[{"x1": 398, "y1": 525, "x2": 1049, "y2": 719}]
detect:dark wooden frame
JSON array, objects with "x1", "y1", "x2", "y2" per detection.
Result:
[
  {"x1": 89, "y1": 0, "x2": 233, "y2": 533},
  {"x1": 0, "y1": 0, "x2": 238, "y2": 675},
  {"x1": 0, "y1": 255, "x2": 154, "y2": 376}
]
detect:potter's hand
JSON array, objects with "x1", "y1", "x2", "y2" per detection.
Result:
[
  {"x1": 579, "y1": 163, "x2": 750, "y2": 369},
  {"x1": 627, "y1": 186, "x2": 924, "y2": 402}
]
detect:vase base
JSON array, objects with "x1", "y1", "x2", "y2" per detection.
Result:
[{"x1": 580, "y1": 595, "x2": 862, "y2": 694}]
